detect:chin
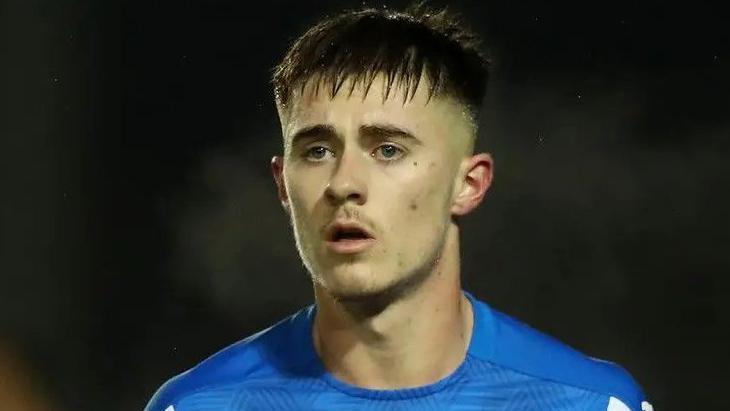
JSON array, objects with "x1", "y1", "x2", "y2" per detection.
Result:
[
  {"x1": 324, "y1": 280, "x2": 409, "y2": 318},
  {"x1": 328, "y1": 280, "x2": 387, "y2": 302},
  {"x1": 327, "y1": 269, "x2": 415, "y2": 305},
  {"x1": 328, "y1": 284, "x2": 390, "y2": 302},
  {"x1": 320, "y1": 268, "x2": 392, "y2": 301}
]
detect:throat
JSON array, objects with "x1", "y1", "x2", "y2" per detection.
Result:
[{"x1": 313, "y1": 289, "x2": 474, "y2": 390}]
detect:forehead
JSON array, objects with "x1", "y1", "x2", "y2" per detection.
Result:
[{"x1": 281, "y1": 74, "x2": 471, "y2": 143}]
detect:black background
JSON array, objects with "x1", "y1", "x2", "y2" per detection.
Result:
[{"x1": 1, "y1": 0, "x2": 728, "y2": 409}]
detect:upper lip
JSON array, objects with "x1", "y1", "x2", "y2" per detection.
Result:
[{"x1": 325, "y1": 220, "x2": 375, "y2": 241}]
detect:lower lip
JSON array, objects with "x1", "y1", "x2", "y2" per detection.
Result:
[{"x1": 325, "y1": 238, "x2": 376, "y2": 254}]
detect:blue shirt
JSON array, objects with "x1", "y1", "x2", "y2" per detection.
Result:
[{"x1": 145, "y1": 291, "x2": 652, "y2": 410}]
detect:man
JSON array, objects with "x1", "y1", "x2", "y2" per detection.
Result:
[{"x1": 146, "y1": 3, "x2": 652, "y2": 410}]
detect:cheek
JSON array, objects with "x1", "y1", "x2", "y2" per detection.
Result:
[
  {"x1": 286, "y1": 173, "x2": 321, "y2": 209},
  {"x1": 405, "y1": 188, "x2": 437, "y2": 217},
  {"x1": 402, "y1": 161, "x2": 449, "y2": 219},
  {"x1": 286, "y1": 179, "x2": 322, "y2": 233}
]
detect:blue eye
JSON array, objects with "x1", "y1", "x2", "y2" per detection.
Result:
[
  {"x1": 303, "y1": 146, "x2": 332, "y2": 161},
  {"x1": 373, "y1": 144, "x2": 404, "y2": 161},
  {"x1": 303, "y1": 144, "x2": 405, "y2": 162}
]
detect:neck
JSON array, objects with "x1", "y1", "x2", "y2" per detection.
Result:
[{"x1": 311, "y1": 224, "x2": 473, "y2": 389}]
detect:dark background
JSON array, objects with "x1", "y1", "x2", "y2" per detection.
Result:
[{"x1": 1, "y1": 0, "x2": 728, "y2": 409}]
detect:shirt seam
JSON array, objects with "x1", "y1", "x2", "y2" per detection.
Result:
[{"x1": 318, "y1": 357, "x2": 470, "y2": 400}]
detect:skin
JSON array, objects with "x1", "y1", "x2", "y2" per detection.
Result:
[{"x1": 271, "y1": 74, "x2": 493, "y2": 389}]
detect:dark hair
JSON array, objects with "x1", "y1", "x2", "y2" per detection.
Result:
[{"x1": 271, "y1": 2, "x2": 490, "y2": 121}]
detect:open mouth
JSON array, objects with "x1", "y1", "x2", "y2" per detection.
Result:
[
  {"x1": 325, "y1": 225, "x2": 376, "y2": 254},
  {"x1": 331, "y1": 228, "x2": 371, "y2": 242}
]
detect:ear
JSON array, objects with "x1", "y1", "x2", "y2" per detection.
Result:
[
  {"x1": 271, "y1": 156, "x2": 290, "y2": 215},
  {"x1": 450, "y1": 152, "x2": 494, "y2": 217}
]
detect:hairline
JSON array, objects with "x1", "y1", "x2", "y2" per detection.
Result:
[
  {"x1": 276, "y1": 72, "x2": 478, "y2": 135},
  {"x1": 275, "y1": 78, "x2": 477, "y2": 166}
]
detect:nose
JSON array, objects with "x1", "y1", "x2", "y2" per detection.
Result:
[{"x1": 324, "y1": 147, "x2": 368, "y2": 206}]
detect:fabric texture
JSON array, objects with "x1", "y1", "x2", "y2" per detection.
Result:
[{"x1": 145, "y1": 291, "x2": 648, "y2": 411}]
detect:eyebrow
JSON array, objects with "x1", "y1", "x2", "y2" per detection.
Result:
[
  {"x1": 361, "y1": 123, "x2": 421, "y2": 144},
  {"x1": 289, "y1": 123, "x2": 422, "y2": 148},
  {"x1": 289, "y1": 124, "x2": 339, "y2": 148}
]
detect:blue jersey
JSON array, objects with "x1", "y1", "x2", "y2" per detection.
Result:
[{"x1": 145, "y1": 291, "x2": 652, "y2": 411}]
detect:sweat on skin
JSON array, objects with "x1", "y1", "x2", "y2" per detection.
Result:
[{"x1": 270, "y1": 74, "x2": 494, "y2": 389}]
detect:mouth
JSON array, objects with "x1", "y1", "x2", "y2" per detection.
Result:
[{"x1": 325, "y1": 223, "x2": 376, "y2": 254}]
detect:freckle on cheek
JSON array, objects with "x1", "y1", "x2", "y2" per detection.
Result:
[
  {"x1": 409, "y1": 202, "x2": 418, "y2": 210},
  {"x1": 413, "y1": 161, "x2": 418, "y2": 166}
]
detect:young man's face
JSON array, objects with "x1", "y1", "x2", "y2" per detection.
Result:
[{"x1": 272, "y1": 75, "x2": 487, "y2": 301}]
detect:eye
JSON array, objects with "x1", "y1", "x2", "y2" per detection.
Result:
[
  {"x1": 372, "y1": 144, "x2": 405, "y2": 161},
  {"x1": 303, "y1": 146, "x2": 333, "y2": 161}
]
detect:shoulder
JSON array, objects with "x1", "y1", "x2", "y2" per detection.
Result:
[
  {"x1": 144, "y1": 305, "x2": 316, "y2": 411},
  {"x1": 476, "y1": 299, "x2": 647, "y2": 410}
]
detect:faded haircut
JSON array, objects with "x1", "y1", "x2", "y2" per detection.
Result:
[{"x1": 271, "y1": 1, "x2": 490, "y2": 122}]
